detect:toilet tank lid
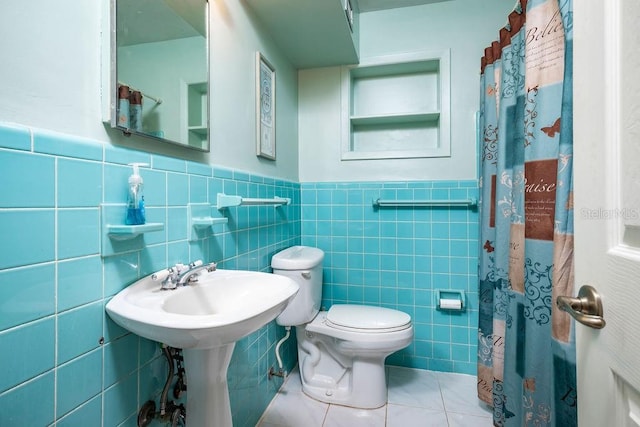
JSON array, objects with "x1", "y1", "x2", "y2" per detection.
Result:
[
  {"x1": 271, "y1": 246, "x2": 324, "y2": 270},
  {"x1": 326, "y1": 304, "x2": 411, "y2": 330}
]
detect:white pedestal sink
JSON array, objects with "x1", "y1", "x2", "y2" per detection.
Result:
[{"x1": 105, "y1": 268, "x2": 299, "y2": 427}]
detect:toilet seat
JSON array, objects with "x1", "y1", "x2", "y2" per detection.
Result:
[
  {"x1": 306, "y1": 307, "x2": 413, "y2": 345},
  {"x1": 326, "y1": 304, "x2": 411, "y2": 333}
]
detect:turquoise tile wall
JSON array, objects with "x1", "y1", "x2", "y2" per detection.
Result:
[
  {"x1": 0, "y1": 119, "x2": 482, "y2": 423},
  {"x1": 301, "y1": 181, "x2": 479, "y2": 375},
  {"x1": 0, "y1": 122, "x2": 300, "y2": 427}
]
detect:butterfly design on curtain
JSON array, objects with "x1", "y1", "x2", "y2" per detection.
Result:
[{"x1": 541, "y1": 117, "x2": 561, "y2": 137}]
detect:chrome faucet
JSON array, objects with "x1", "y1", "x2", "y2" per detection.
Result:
[
  {"x1": 152, "y1": 260, "x2": 217, "y2": 290},
  {"x1": 176, "y1": 261, "x2": 217, "y2": 286}
]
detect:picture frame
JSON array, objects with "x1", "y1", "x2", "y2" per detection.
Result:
[{"x1": 256, "y1": 51, "x2": 276, "y2": 160}]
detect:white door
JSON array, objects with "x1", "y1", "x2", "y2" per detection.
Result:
[{"x1": 573, "y1": 1, "x2": 640, "y2": 426}]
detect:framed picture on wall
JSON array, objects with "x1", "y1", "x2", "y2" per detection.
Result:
[{"x1": 256, "y1": 51, "x2": 276, "y2": 160}]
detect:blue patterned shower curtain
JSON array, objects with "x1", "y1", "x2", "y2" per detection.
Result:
[{"x1": 477, "y1": 0, "x2": 575, "y2": 426}]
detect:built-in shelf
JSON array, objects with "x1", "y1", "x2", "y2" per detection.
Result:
[
  {"x1": 192, "y1": 217, "x2": 228, "y2": 228},
  {"x1": 100, "y1": 204, "x2": 165, "y2": 256},
  {"x1": 350, "y1": 112, "x2": 440, "y2": 126},
  {"x1": 216, "y1": 193, "x2": 290, "y2": 210},
  {"x1": 188, "y1": 125, "x2": 207, "y2": 136},
  {"x1": 106, "y1": 223, "x2": 164, "y2": 239},
  {"x1": 188, "y1": 203, "x2": 228, "y2": 241},
  {"x1": 184, "y1": 82, "x2": 208, "y2": 150},
  {"x1": 341, "y1": 50, "x2": 450, "y2": 161}
]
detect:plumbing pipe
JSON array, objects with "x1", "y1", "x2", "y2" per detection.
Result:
[
  {"x1": 138, "y1": 345, "x2": 186, "y2": 426},
  {"x1": 274, "y1": 326, "x2": 291, "y2": 376},
  {"x1": 160, "y1": 346, "x2": 175, "y2": 417}
]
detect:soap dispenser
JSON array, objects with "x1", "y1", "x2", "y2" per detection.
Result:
[{"x1": 125, "y1": 163, "x2": 147, "y2": 225}]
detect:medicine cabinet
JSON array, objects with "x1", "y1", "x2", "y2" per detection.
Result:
[{"x1": 102, "y1": 0, "x2": 210, "y2": 152}]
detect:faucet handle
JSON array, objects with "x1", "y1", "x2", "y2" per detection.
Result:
[
  {"x1": 153, "y1": 265, "x2": 183, "y2": 290},
  {"x1": 152, "y1": 267, "x2": 174, "y2": 282},
  {"x1": 152, "y1": 265, "x2": 177, "y2": 280}
]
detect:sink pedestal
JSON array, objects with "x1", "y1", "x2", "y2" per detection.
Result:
[{"x1": 183, "y1": 344, "x2": 235, "y2": 427}]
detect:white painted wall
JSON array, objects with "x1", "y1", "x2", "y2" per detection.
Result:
[
  {"x1": 0, "y1": 0, "x2": 102, "y2": 140},
  {"x1": 0, "y1": 0, "x2": 299, "y2": 181},
  {"x1": 208, "y1": 1, "x2": 299, "y2": 180},
  {"x1": 298, "y1": 0, "x2": 514, "y2": 182}
]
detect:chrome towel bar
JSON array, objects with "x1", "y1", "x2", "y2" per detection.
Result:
[
  {"x1": 217, "y1": 193, "x2": 290, "y2": 209},
  {"x1": 372, "y1": 198, "x2": 477, "y2": 208}
]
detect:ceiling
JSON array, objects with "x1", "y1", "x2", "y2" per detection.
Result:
[{"x1": 357, "y1": 0, "x2": 453, "y2": 13}]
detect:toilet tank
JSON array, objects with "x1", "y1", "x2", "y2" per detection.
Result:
[{"x1": 272, "y1": 246, "x2": 324, "y2": 326}]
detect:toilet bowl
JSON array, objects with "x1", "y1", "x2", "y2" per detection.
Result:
[{"x1": 272, "y1": 246, "x2": 413, "y2": 409}]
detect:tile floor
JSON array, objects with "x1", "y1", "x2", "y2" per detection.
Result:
[{"x1": 257, "y1": 365, "x2": 492, "y2": 427}]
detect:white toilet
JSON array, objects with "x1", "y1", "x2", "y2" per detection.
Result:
[{"x1": 272, "y1": 246, "x2": 414, "y2": 409}]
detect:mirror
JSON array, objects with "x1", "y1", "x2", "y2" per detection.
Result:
[{"x1": 109, "y1": 0, "x2": 209, "y2": 151}]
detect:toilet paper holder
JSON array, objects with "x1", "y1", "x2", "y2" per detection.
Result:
[{"x1": 436, "y1": 290, "x2": 465, "y2": 311}]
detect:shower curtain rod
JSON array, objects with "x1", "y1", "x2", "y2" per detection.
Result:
[{"x1": 118, "y1": 81, "x2": 163, "y2": 104}]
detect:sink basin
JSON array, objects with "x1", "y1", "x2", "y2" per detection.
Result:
[
  {"x1": 105, "y1": 267, "x2": 299, "y2": 427},
  {"x1": 106, "y1": 268, "x2": 299, "y2": 349}
]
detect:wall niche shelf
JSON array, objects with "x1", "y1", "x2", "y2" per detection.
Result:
[
  {"x1": 341, "y1": 50, "x2": 450, "y2": 161},
  {"x1": 183, "y1": 81, "x2": 208, "y2": 150},
  {"x1": 349, "y1": 112, "x2": 440, "y2": 126},
  {"x1": 188, "y1": 126, "x2": 207, "y2": 136}
]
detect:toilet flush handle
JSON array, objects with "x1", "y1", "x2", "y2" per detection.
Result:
[{"x1": 301, "y1": 271, "x2": 311, "y2": 280}]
